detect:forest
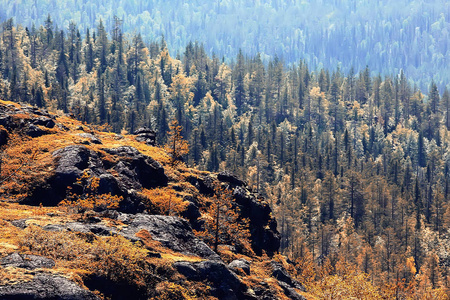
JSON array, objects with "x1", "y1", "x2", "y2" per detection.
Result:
[
  {"x1": 1, "y1": 15, "x2": 450, "y2": 298},
  {"x1": 1, "y1": 0, "x2": 450, "y2": 92}
]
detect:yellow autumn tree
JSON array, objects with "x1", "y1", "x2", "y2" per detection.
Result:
[{"x1": 165, "y1": 119, "x2": 189, "y2": 166}]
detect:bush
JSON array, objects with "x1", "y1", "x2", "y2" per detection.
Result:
[{"x1": 59, "y1": 170, "x2": 121, "y2": 213}]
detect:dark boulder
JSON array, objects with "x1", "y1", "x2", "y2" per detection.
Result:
[
  {"x1": 218, "y1": 171, "x2": 247, "y2": 187},
  {"x1": 277, "y1": 281, "x2": 306, "y2": 300},
  {"x1": 0, "y1": 114, "x2": 13, "y2": 129},
  {"x1": 1, "y1": 253, "x2": 55, "y2": 270},
  {"x1": 33, "y1": 116, "x2": 56, "y2": 128},
  {"x1": 134, "y1": 127, "x2": 156, "y2": 146},
  {"x1": 27, "y1": 145, "x2": 167, "y2": 211},
  {"x1": 97, "y1": 174, "x2": 122, "y2": 196},
  {"x1": 77, "y1": 133, "x2": 102, "y2": 144},
  {"x1": 233, "y1": 186, "x2": 280, "y2": 256},
  {"x1": 174, "y1": 260, "x2": 251, "y2": 300},
  {"x1": 26, "y1": 124, "x2": 49, "y2": 138},
  {"x1": 172, "y1": 261, "x2": 198, "y2": 280},
  {"x1": 0, "y1": 274, "x2": 100, "y2": 300},
  {"x1": 104, "y1": 146, "x2": 168, "y2": 189},
  {"x1": 0, "y1": 126, "x2": 8, "y2": 146},
  {"x1": 270, "y1": 261, "x2": 305, "y2": 291},
  {"x1": 252, "y1": 281, "x2": 278, "y2": 300},
  {"x1": 133, "y1": 127, "x2": 154, "y2": 135},
  {"x1": 187, "y1": 175, "x2": 215, "y2": 196},
  {"x1": 36, "y1": 213, "x2": 217, "y2": 259}
]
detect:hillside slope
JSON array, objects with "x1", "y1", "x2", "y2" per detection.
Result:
[{"x1": 0, "y1": 100, "x2": 308, "y2": 300}]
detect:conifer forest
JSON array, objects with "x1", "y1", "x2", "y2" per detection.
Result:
[{"x1": 1, "y1": 0, "x2": 450, "y2": 298}]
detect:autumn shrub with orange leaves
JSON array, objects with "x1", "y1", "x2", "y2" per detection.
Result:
[
  {"x1": 59, "y1": 170, "x2": 121, "y2": 213},
  {"x1": 19, "y1": 225, "x2": 154, "y2": 291},
  {"x1": 140, "y1": 187, "x2": 189, "y2": 216}
]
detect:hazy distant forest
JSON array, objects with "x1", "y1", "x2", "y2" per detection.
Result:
[
  {"x1": 1, "y1": 0, "x2": 450, "y2": 297},
  {"x1": 2, "y1": 0, "x2": 450, "y2": 91}
]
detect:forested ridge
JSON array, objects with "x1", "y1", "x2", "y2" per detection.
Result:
[
  {"x1": 1, "y1": 17, "x2": 450, "y2": 297},
  {"x1": 2, "y1": 0, "x2": 450, "y2": 91}
]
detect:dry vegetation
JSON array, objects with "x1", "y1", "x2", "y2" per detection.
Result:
[{"x1": 0, "y1": 101, "x2": 417, "y2": 300}]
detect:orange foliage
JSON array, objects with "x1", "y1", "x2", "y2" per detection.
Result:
[
  {"x1": 140, "y1": 187, "x2": 188, "y2": 216},
  {"x1": 59, "y1": 170, "x2": 121, "y2": 212}
]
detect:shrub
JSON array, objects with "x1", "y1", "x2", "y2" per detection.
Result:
[
  {"x1": 19, "y1": 226, "x2": 153, "y2": 291},
  {"x1": 59, "y1": 170, "x2": 121, "y2": 213},
  {"x1": 140, "y1": 187, "x2": 188, "y2": 216}
]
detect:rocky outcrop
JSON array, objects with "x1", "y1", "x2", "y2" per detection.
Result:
[
  {"x1": 14, "y1": 213, "x2": 219, "y2": 260},
  {"x1": 0, "y1": 274, "x2": 100, "y2": 300},
  {"x1": 229, "y1": 259, "x2": 251, "y2": 275},
  {"x1": 26, "y1": 124, "x2": 50, "y2": 137},
  {"x1": 104, "y1": 146, "x2": 168, "y2": 190},
  {"x1": 77, "y1": 133, "x2": 102, "y2": 144},
  {"x1": 0, "y1": 253, "x2": 99, "y2": 300},
  {"x1": 0, "y1": 103, "x2": 56, "y2": 133},
  {"x1": 217, "y1": 171, "x2": 280, "y2": 256},
  {"x1": 120, "y1": 214, "x2": 220, "y2": 260},
  {"x1": 133, "y1": 127, "x2": 156, "y2": 146},
  {"x1": 26, "y1": 145, "x2": 168, "y2": 212},
  {"x1": 270, "y1": 261, "x2": 305, "y2": 291},
  {"x1": 174, "y1": 260, "x2": 253, "y2": 300},
  {"x1": 1, "y1": 253, "x2": 55, "y2": 270},
  {"x1": 0, "y1": 126, "x2": 8, "y2": 146}
]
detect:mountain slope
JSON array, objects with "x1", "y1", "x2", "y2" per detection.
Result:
[{"x1": 0, "y1": 100, "x2": 308, "y2": 300}]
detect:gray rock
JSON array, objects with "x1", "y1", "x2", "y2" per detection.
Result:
[
  {"x1": 122, "y1": 214, "x2": 220, "y2": 260},
  {"x1": 133, "y1": 127, "x2": 156, "y2": 146},
  {"x1": 77, "y1": 133, "x2": 102, "y2": 145},
  {"x1": 133, "y1": 127, "x2": 154, "y2": 135},
  {"x1": 174, "y1": 260, "x2": 249, "y2": 300},
  {"x1": 38, "y1": 213, "x2": 214, "y2": 259},
  {"x1": 104, "y1": 146, "x2": 168, "y2": 189},
  {"x1": 228, "y1": 259, "x2": 251, "y2": 275},
  {"x1": 277, "y1": 281, "x2": 306, "y2": 300},
  {"x1": 26, "y1": 124, "x2": 49, "y2": 138},
  {"x1": 173, "y1": 261, "x2": 199, "y2": 280},
  {"x1": 0, "y1": 274, "x2": 99, "y2": 300},
  {"x1": 33, "y1": 116, "x2": 55, "y2": 129},
  {"x1": 271, "y1": 261, "x2": 305, "y2": 291},
  {"x1": 1, "y1": 253, "x2": 55, "y2": 270},
  {"x1": 10, "y1": 219, "x2": 27, "y2": 229}
]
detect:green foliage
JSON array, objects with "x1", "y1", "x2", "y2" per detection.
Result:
[{"x1": 0, "y1": 16, "x2": 450, "y2": 297}]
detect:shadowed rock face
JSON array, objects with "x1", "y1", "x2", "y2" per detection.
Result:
[
  {"x1": 133, "y1": 127, "x2": 156, "y2": 146},
  {"x1": 0, "y1": 274, "x2": 100, "y2": 300},
  {"x1": 0, "y1": 253, "x2": 99, "y2": 300},
  {"x1": 25, "y1": 145, "x2": 168, "y2": 212},
  {"x1": 217, "y1": 171, "x2": 281, "y2": 257},
  {"x1": 174, "y1": 260, "x2": 250, "y2": 300}
]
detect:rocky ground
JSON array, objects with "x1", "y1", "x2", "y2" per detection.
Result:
[{"x1": 0, "y1": 101, "x2": 307, "y2": 300}]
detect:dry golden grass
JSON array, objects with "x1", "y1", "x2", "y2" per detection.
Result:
[{"x1": 0, "y1": 266, "x2": 34, "y2": 285}]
